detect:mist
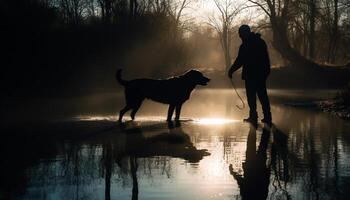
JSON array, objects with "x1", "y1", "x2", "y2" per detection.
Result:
[{"x1": 3, "y1": 0, "x2": 349, "y2": 98}]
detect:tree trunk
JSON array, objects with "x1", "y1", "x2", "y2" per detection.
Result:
[
  {"x1": 267, "y1": 0, "x2": 350, "y2": 69},
  {"x1": 129, "y1": 0, "x2": 135, "y2": 20},
  {"x1": 308, "y1": 0, "x2": 316, "y2": 59},
  {"x1": 329, "y1": 0, "x2": 338, "y2": 63},
  {"x1": 223, "y1": 25, "x2": 231, "y2": 70},
  {"x1": 220, "y1": 24, "x2": 231, "y2": 70},
  {"x1": 98, "y1": 0, "x2": 106, "y2": 23},
  {"x1": 270, "y1": 17, "x2": 319, "y2": 69},
  {"x1": 105, "y1": 0, "x2": 112, "y2": 24}
]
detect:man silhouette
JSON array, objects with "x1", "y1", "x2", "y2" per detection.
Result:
[{"x1": 228, "y1": 25, "x2": 272, "y2": 125}]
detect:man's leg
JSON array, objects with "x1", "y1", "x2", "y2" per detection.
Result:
[
  {"x1": 257, "y1": 80, "x2": 272, "y2": 123},
  {"x1": 245, "y1": 80, "x2": 258, "y2": 121}
]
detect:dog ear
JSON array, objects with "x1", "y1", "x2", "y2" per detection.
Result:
[
  {"x1": 175, "y1": 69, "x2": 189, "y2": 77},
  {"x1": 184, "y1": 69, "x2": 193, "y2": 74},
  {"x1": 180, "y1": 69, "x2": 192, "y2": 77}
]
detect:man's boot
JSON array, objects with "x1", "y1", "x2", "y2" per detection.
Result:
[
  {"x1": 243, "y1": 111, "x2": 258, "y2": 126},
  {"x1": 261, "y1": 111, "x2": 272, "y2": 125}
]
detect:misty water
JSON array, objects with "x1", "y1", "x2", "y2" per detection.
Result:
[{"x1": 1, "y1": 89, "x2": 350, "y2": 200}]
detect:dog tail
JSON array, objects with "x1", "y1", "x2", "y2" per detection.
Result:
[{"x1": 116, "y1": 69, "x2": 127, "y2": 86}]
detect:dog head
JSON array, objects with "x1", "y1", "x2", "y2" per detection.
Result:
[{"x1": 184, "y1": 70, "x2": 210, "y2": 86}]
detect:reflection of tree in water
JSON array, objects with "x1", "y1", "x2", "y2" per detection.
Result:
[
  {"x1": 228, "y1": 105, "x2": 350, "y2": 200},
  {"x1": 229, "y1": 124, "x2": 290, "y2": 200},
  {"x1": 274, "y1": 107, "x2": 346, "y2": 199},
  {"x1": 270, "y1": 127, "x2": 290, "y2": 200},
  {"x1": 0, "y1": 133, "x2": 59, "y2": 199},
  {"x1": 0, "y1": 121, "x2": 209, "y2": 200}
]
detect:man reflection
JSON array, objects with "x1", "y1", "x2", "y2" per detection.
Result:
[{"x1": 230, "y1": 125, "x2": 271, "y2": 200}]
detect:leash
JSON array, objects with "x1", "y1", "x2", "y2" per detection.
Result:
[{"x1": 229, "y1": 77, "x2": 245, "y2": 110}]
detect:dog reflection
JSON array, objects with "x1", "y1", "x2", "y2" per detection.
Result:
[
  {"x1": 115, "y1": 121, "x2": 210, "y2": 163},
  {"x1": 102, "y1": 121, "x2": 210, "y2": 200}
]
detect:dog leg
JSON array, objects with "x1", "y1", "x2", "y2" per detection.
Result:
[
  {"x1": 175, "y1": 104, "x2": 183, "y2": 121},
  {"x1": 119, "y1": 105, "x2": 131, "y2": 122},
  {"x1": 167, "y1": 105, "x2": 175, "y2": 121},
  {"x1": 130, "y1": 102, "x2": 143, "y2": 120}
]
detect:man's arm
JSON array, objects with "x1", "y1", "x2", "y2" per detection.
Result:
[{"x1": 228, "y1": 45, "x2": 243, "y2": 78}]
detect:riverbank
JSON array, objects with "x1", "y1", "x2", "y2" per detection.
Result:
[
  {"x1": 317, "y1": 85, "x2": 350, "y2": 119},
  {"x1": 318, "y1": 100, "x2": 350, "y2": 119}
]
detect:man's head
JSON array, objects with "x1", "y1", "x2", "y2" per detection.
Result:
[{"x1": 238, "y1": 24, "x2": 251, "y2": 41}]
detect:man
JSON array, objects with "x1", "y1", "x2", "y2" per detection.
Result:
[{"x1": 228, "y1": 25, "x2": 272, "y2": 125}]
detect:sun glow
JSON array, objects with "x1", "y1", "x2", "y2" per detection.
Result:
[
  {"x1": 75, "y1": 115, "x2": 116, "y2": 121},
  {"x1": 74, "y1": 115, "x2": 238, "y2": 124},
  {"x1": 195, "y1": 118, "x2": 237, "y2": 125},
  {"x1": 74, "y1": 115, "x2": 165, "y2": 122}
]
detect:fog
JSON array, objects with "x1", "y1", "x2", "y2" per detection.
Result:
[{"x1": 2, "y1": 0, "x2": 350, "y2": 98}]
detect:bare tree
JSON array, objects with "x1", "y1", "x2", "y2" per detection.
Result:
[
  {"x1": 167, "y1": 0, "x2": 193, "y2": 27},
  {"x1": 246, "y1": 0, "x2": 349, "y2": 67},
  {"x1": 308, "y1": 0, "x2": 317, "y2": 60},
  {"x1": 165, "y1": 0, "x2": 195, "y2": 68},
  {"x1": 320, "y1": 0, "x2": 340, "y2": 63},
  {"x1": 207, "y1": 0, "x2": 243, "y2": 70},
  {"x1": 58, "y1": 0, "x2": 85, "y2": 24}
]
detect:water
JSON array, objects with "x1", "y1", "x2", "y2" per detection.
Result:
[{"x1": 1, "y1": 89, "x2": 349, "y2": 200}]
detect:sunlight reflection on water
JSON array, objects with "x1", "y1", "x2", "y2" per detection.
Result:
[
  {"x1": 75, "y1": 115, "x2": 238, "y2": 125},
  {"x1": 195, "y1": 118, "x2": 238, "y2": 125}
]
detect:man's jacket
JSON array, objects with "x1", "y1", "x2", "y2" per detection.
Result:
[{"x1": 230, "y1": 33, "x2": 271, "y2": 80}]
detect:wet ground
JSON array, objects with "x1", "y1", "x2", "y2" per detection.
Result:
[{"x1": 1, "y1": 89, "x2": 350, "y2": 200}]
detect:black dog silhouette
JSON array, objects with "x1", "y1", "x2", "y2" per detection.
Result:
[{"x1": 116, "y1": 69, "x2": 210, "y2": 121}]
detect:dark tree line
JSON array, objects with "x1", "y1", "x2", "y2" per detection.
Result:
[
  {"x1": 2, "y1": 0, "x2": 350, "y2": 97},
  {"x1": 248, "y1": 0, "x2": 350, "y2": 68},
  {"x1": 2, "y1": 0, "x2": 198, "y2": 96}
]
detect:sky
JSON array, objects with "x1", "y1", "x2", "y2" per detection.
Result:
[{"x1": 181, "y1": 0, "x2": 261, "y2": 25}]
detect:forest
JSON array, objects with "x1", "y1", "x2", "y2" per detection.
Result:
[
  {"x1": 2, "y1": 2, "x2": 350, "y2": 199},
  {"x1": 2, "y1": 0, "x2": 350, "y2": 96}
]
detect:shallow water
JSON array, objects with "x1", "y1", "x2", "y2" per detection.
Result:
[{"x1": 1, "y1": 89, "x2": 349, "y2": 200}]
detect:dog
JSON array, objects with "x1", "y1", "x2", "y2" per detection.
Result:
[{"x1": 116, "y1": 69, "x2": 210, "y2": 121}]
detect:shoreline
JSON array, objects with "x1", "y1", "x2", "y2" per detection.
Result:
[{"x1": 317, "y1": 100, "x2": 350, "y2": 119}]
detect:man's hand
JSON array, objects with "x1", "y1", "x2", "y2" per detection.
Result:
[{"x1": 228, "y1": 68, "x2": 234, "y2": 79}]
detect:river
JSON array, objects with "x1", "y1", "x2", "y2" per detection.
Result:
[{"x1": 1, "y1": 89, "x2": 349, "y2": 200}]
